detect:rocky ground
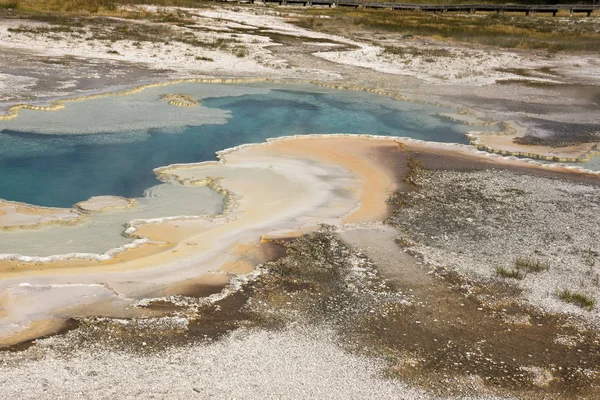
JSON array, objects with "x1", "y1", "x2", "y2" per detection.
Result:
[{"x1": 387, "y1": 168, "x2": 600, "y2": 324}]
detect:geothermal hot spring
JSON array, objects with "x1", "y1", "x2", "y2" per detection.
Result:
[{"x1": 0, "y1": 82, "x2": 495, "y2": 259}]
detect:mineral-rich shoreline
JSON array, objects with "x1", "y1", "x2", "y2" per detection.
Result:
[
  {"x1": 1, "y1": 132, "x2": 598, "y2": 270},
  {"x1": 1, "y1": 133, "x2": 599, "y2": 339},
  {"x1": 1, "y1": 134, "x2": 599, "y2": 398}
]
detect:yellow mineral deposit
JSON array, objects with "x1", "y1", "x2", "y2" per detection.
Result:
[
  {"x1": 0, "y1": 200, "x2": 79, "y2": 230},
  {"x1": 74, "y1": 196, "x2": 136, "y2": 213},
  {"x1": 160, "y1": 93, "x2": 200, "y2": 108},
  {"x1": 468, "y1": 130, "x2": 599, "y2": 163}
]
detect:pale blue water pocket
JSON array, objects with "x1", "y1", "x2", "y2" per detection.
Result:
[{"x1": 0, "y1": 82, "x2": 489, "y2": 208}]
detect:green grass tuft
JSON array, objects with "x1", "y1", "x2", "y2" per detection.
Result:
[
  {"x1": 496, "y1": 256, "x2": 549, "y2": 280},
  {"x1": 515, "y1": 256, "x2": 550, "y2": 273},
  {"x1": 556, "y1": 289, "x2": 596, "y2": 311}
]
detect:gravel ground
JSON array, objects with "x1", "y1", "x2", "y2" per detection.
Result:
[
  {"x1": 0, "y1": 325, "x2": 509, "y2": 400},
  {"x1": 0, "y1": 230, "x2": 524, "y2": 400},
  {"x1": 387, "y1": 169, "x2": 600, "y2": 324}
]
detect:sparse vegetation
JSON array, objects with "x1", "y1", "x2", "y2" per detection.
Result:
[
  {"x1": 7, "y1": 24, "x2": 83, "y2": 34},
  {"x1": 234, "y1": 46, "x2": 247, "y2": 58},
  {"x1": 383, "y1": 45, "x2": 452, "y2": 58},
  {"x1": 91, "y1": 23, "x2": 172, "y2": 43},
  {"x1": 0, "y1": 0, "x2": 18, "y2": 9},
  {"x1": 3, "y1": 6, "x2": 248, "y2": 59},
  {"x1": 496, "y1": 257, "x2": 549, "y2": 280},
  {"x1": 195, "y1": 55, "x2": 213, "y2": 61},
  {"x1": 295, "y1": 9, "x2": 600, "y2": 52},
  {"x1": 556, "y1": 289, "x2": 596, "y2": 310},
  {"x1": 495, "y1": 266, "x2": 525, "y2": 280},
  {"x1": 497, "y1": 66, "x2": 559, "y2": 78},
  {"x1": 0, "y1": 0, "x2": 206, "y2": 23},
  {"x1": 40, "y1": 55, "x2": 75, "y2": 65},
  {"x1": 513, "y1": 132, "x2": 600, "y2": 148},
  {"x1": 582, "y1": 249, "x2": 597, "y2": 267},
  {"x1": 514, "y1": 256, "x2": 550, "y2": 273},
  {"x1": 0, "y1": 0, "x2": 205, "y2": 14}
]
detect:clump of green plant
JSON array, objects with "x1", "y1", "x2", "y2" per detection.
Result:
[
  {"x1": 195, "y1": 56, "x2": 213, "y2": 62},
  {"x1": 495, "y1": 266, "x2": 524, "y2": 280},
  {"x1": 496, "y1": 256, "x2": 549, "y2": 280},
  {"x1": 395, "y1": 236, "x2": 415, "y2": 247},
  {"x1": 515, "y1": 256, "x2": 550, "y2": 273},
  {"x1": 106, "y1": 49, "x2": 120, "y2": 54},
  {"x1": 556, "y1": 289, "x2": 596, "y2": 311},
  {"x1": 179, "y1": 36, "x2": 234, "y2": 50}
]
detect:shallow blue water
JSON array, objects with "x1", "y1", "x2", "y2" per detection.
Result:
[{"x1": 0, "y1": 83, "x2": 484, "y2": 208}]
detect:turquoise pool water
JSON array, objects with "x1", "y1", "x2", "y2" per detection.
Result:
[{"x1": 0, "y1": 82, "x2": 486, "y2": 208}]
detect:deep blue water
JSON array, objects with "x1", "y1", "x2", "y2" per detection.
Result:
[{"x1": 0, "y1": 85, "x2": 480, "y2": 208}]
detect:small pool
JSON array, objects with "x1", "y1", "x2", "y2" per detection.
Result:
[{"x1": 0, "y1": 82, "x2": 492, "y2": 208}]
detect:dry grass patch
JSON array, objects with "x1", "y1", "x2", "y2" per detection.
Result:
[
  {"x1": 0, "y1": 0, "x2": 18, "y2": 8},
  {"x1": 295, "y1": 9, "x2": 600, "y2": 52},
  {"x1": 383, "y1": 45, "x2": 453, "y2": 58},
  {"x1": 0, "y1": 0, "x2": 207, "y2": 22}
]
